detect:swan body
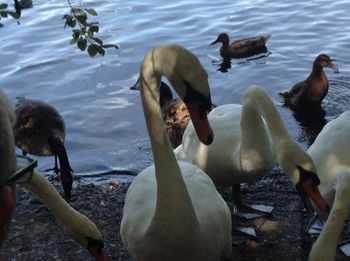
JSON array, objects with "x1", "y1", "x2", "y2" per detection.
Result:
[
  {"x1": 121, "y1": 44, "x2": 232, "y2": 261},
  {"x1": 0, "y1": 90, "x2": 17, "y2": 247},
  {"x1": 14, "y1": 98, "x2": 73, "y2": 202},
  {"x1": 176, "y1": 85, "x2": 329, "y2": 212},
  {"x1": 211, "y1": 33, "x2": 271, "y2": 59},
  {"x1": 279, "y1": 54, "x2": 338, "y2": 109},
  {"x1": 307, "y1": 111, "x2": 350, "y2": 261}
]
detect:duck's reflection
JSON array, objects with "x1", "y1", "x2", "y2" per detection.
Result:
[
  {"x1": 217, "y1": 58, "x2": 231, "y2": 73},
  {"x1": 291, "y1": 105, "x2": 328, "y2": 147}
]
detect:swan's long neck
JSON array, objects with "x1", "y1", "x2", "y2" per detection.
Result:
[
  {"x1": 243, "y1": 86, "x2": 291, "y2": 151},
  {"x1": 309, "y1": 172, "x2": 350, "y2": 260},
  {"x1": 239, "y1": 103, "x2": 274, "y2": 171},
  {"x1": 140, "y1": 55, "x2": 199, "y2": 232},
  {"x1": 18, "y1": 167, "x2": 101, "y2": 246}
]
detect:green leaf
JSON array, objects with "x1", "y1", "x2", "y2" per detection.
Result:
[
  {"x1": 69, "y1": 37, "x2": 78, "y2": 45},
  {"x1": 72, "y1": 30, "x2": 80, "y2": 39},
  {"x1": 77, "y1": 37, "x2": 87, "y2": 51},
  {"x1": 0, "y1": 4, "x2": 8, "y2": 10},
  {"x1": 85, "y1": 8, "x2": 97, "y2": 16},
  {"x1": 8, "y1": 11, "x2": 20, "y2": 19},
  {"x1": 76, "y1": 15, "x2": 88, "y2": 26},
  {"x1": 0, "y1": 11, "x2": 8, "y2": 18},
  {"x1": 90, "y1": 25, "x2": 99, "y2": 33},
  {"x1": 88, "y1": 44, "x2": 98, "y2": 57},
  {"x1": 88, "y1": 31, "x2": 94, "y2": 39},
  {"x1": 93, "y1": 37, "x2": 103, "y2": 45}
]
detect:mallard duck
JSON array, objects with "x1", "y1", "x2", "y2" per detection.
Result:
[
  {"x1": 279, "y1": 54, "x2": 338, "y2": 109},
  {"x1": 307, "y1": 111, "x2": 350, "y2": 261},
  {"x1": 132, "y1": 79, "x2": 214, "y2": 148},
  {"x1": 121, "y1": 44, "x2": 232, "y2": 261},
  {"x1": 14, "y1": 98, "x2": 73, "y2": 202},
  {"x1": 160, "y1": 83, "x2": 191, "y2": 148},
  {"x1": 210, "y1": 32, "x2": 271, "y2": 59},
  {"x1": 159, "y1": 82, "x2": 216, "y2": 148},
  {"x1": 0, "y1": 90, "x2": 17, "y2": 246},
  {"x1": 175, "y1": 85, "x2": 329, "y2": 217}
]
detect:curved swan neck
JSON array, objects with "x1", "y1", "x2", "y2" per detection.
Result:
[
  {"x1": 140, "y1": 46, "x2": 198, "y2": 227},
  {"x1": 243, "y1": 86, "x2": 290, "y2": 145},
  {"x1": 310, "y1": 172, "x2": 350, "y2": 260},
  {"x1": 240, "y1": 103, "x2": 274, "y2": 165},
  {"x1": 18, "y1": 168, "x2": 102, "y2": 245}
]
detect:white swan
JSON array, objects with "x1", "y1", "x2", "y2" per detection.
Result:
[
  {"x1": 16, "y1": 166, "x2": 108, "y2": 260},
  {"x1": 176, "y1": 85, "x2": 329, "y2": 214},
  {"x1": 0, "y1": 90, "x2": 17, "y2": 246},
  {"x1": 307, "y1": 111, "x2": 350, "y2": 261},
  {"x1": 120, "y1": 44, "x2": 232, "y2": 261}
]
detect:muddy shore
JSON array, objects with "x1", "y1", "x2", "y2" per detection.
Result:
[{"x1": 0, "y1": 171, "x2": 348, "y2": 261}]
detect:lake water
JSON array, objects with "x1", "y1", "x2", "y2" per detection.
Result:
[{"x1": 1, "y1": 0, "x2": 350, "y2": 180}]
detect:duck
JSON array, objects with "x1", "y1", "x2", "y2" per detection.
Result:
[
  {"x1": 210, "y1": 32, "x2": 271, "y2": 59},
  {"x1": 279, "y1": 54, "x2": 338, "y2": 109},
  {"x1": 160, "y1": 82, "x2": 216, "y2": 148},
  {"x1": 307, "y1": 111, "x2": 350, "y2": 261},
  {"x1": 175, "y1": 85, "x2": 329, "y2": 217},
  {"x1": 14, "y1": 165, "x2": 108, "y2": 260},
  {"x1": 120, "y1": 44, "x2": 232, "y2": 261},
  {"x1": 14, "y1": 98, "x2": 73, "y2": 202},
  {"x1": 0, "y1": 91, "x2": 107, "y2": 260},
  {"x1": 0, "y1": 90, "x2": 17, "y2": 246},
  {"x1": 131, "y1": 79, "x2": 215, "y2": 148},
  {"x1": 160, "y1": 82, "x2": 191, "y2": 148}
]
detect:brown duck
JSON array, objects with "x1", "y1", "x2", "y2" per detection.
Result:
[
  {"x1": 160, "y1": 82, "x2": 216, "y2": 148},
  {"x1": 131, "y1": 79, "x2": 214, "y2": 148},
  {"x1": 279, "y1": 54, "x2": 338, "y2": 108},
  {"x1": 14, "y1": 98, "x2": 73, "y2": 202},
  {"x1": 210, "y1": 32, "x2": 271, "y2": 59}
]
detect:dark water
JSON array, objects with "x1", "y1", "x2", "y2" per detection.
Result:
[{"x1": 1, "y1": 0, "x2": 350, "y2": 179}]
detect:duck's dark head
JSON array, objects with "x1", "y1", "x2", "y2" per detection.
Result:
[
  {"x1": 210, "y1": 33, "x2": 230, "y2": 46},
  {"x1": 313, "y1": 54, "x2": 338, "y2": 73}
]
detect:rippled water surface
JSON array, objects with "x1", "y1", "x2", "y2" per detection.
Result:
[{"x1": 1, "y1": 0, "x2": 350, "y2": 178}]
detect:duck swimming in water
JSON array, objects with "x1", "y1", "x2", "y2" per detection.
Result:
[
  {"x1": 210, "y1": 32, "x2": 271, "y2": 59},
  {"x1": 14, "y1": 98, "x2": 73, "y2": 202},
  {"x1": 279, "y1": 54, "x2": 338, "y2": 109}
]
